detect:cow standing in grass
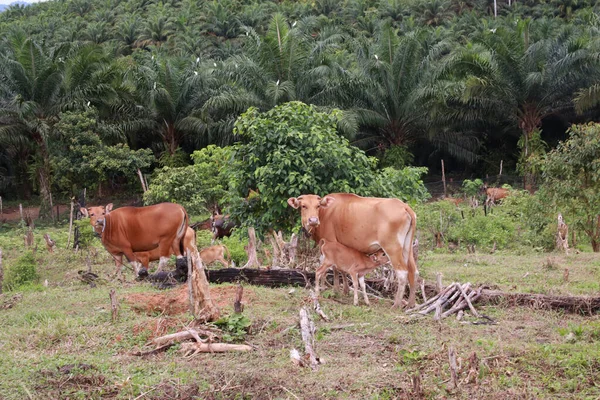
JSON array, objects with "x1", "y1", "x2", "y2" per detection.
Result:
[
  {"x1": 81, "y1": 203, "x2": 189, "y2": 278},
  {"x1": 288, "y1": 193, "x2": 418, "y2": 309}
]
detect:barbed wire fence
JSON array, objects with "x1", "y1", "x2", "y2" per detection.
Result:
[{"x1": 423, "y1": 173, "x2": 527, "y2": 200}]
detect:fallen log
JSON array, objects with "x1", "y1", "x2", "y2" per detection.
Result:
[
  {"x1": 203, "y1": 268, "x2": 600, "y2": 314},
  {"x1": 477, "y1": 290, "x2": 600, "y2": 315}
]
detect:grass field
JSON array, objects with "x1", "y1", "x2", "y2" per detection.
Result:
[{"x1": 1, "y1": 221, "x2": 600, "y2": 399}]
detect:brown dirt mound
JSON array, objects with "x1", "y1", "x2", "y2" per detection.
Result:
[{"x1": 125, "y1": 284, "x2": 256, "y2": 316}]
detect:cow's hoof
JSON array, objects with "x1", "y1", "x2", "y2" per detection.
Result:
[
  {"x1": 176, "y1": 258, "x2": 188, "y2": 271},
  {"x1": 137, "y1": 268, "x2": 149, "y2": 280}
]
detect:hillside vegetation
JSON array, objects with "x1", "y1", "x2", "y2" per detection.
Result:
[{"x1": 1, "y1": 0, "x2": 600, "y2": 219}]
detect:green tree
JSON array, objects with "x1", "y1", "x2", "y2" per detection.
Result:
[
  {"x1": 540, "y1": 123, "x2": 600, "y2": 252},
  {"x1": 51, "y1": 108, "x2": 154, "y2": 197},
  {"x1": 126, "y1": 54, "x2": 217, "y2": 156},
  {"x1": 432, "y1": 20, "x2": 600, "y2": 182},
  {"x1": 144, "y1": 145, "x2": 232, "y2": 214},
  {"x1": 228, "y1": 101, "x2": 429, "y2": 233},
  {"x1": 0, "y1": 35, "x2": 64, "y2": 219}
]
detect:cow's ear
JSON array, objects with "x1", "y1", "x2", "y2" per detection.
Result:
[
  {"x1": 105, "y1": 203, "x2": 114, "y2": 213},
  {"x1": 80, "y1": 208, "x2": 89, "y2": 217},
  {"x1": 287, "y1": 197, "x2": 300, "y2": 209},
  {"x1": 320, "y1": 196, "x2": 335, "y2": 208}
]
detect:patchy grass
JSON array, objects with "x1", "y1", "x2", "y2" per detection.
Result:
[{"x1": 1, "y1": 223, "x2": 600, "y2": 399}]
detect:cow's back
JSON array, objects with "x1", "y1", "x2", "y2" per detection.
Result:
[
  {"x1": 103, "y1": 203, "x2": 187, "y2": 253},
  {"x1": 317, "y1": 193, "x2": 414, "y2": 254}
]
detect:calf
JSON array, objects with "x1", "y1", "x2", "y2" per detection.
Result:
[
  {"x1": 316, "y1": 239, "x2": 389, "y2": 306},
  {"x1": 200, "y1": 244, "x2": 230, "y2": 268}
]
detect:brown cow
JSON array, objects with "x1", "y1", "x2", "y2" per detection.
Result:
[
  {"x1": 288, "y1": 193, "x2": 418, "y2": 309},
  {"x1": 483, "y1": 185, "x2": 510, "y2": 208},
  {"x1": 135, "y1": 227, "x2": 197, "y2": 270},
  {"x1": 316, "y1": 239, "x2": 389, "y2": 306},
  {"x1": 200, "y1": 244, "x2": 230, "y2": 267},
  {"x1": 81, "y1": 203, "x2": 189, "y2": 278}
]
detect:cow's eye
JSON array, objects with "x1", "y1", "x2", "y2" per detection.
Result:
[
  {"x1": 90, "y1": 214, "x2": 94, "y2": 216},
  {"x1": 302, "y1": 205, "x2": 307, "y2": 209}
]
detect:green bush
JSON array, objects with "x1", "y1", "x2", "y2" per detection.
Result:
[
  {"x1": 144, "y1": 145, "x2": 233, "y2": 215},
  {"x1": 221, "y1": 231, "x2": 250, "y2": 267},
  {"x1": 214, "y1": 313, "x2": 252, "y2": 342},
  {"x1": 4, "y1": 251, "x2": 39, "y2": 291}
]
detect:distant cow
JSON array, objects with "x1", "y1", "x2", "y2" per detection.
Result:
[
  {"x1": 210, "y1": 214, "x2": 236, "y2": 242},
  {"x1": 316, "y1": 239, "x2": 389, "y2": 306},
  {"x1": 483, "y1": 185, "x2": 510, "y2": 208},
  {"x1": 200, "y1": 244, "x2": 230, "y2": 268},
  {"x1": 81, "y1": 203, "x2": 189, "y2": 278},
  {"x1": 288, "y1": 193, "x2": 418, "y2": 309}
]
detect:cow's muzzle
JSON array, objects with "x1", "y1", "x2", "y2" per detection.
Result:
[{"x1": 307, "y1": 217, "x2": 319, "y2": 226}]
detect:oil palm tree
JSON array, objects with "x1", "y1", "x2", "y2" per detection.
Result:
[
  {"x1": 0, "y1": 34, "x2": 64, "y2": 219},
  {"x1": 125, "y1": 55, "x2": 217, "y2": 158},
  {"x1": 430, "y1": 19, "x2": 600, "y2": 181},
  {"x1": 347, "y1": 24, "x2": 476, "y2": 159}
]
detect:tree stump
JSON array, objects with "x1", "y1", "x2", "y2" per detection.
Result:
[
  {"x1": 109, "y1": 289, "x2": 119, "y2": 322},
  {"x1": 188, "y1": 251, "x2": 220, "y2": 322},
  {"x1": 43, "y1": 234, "x2": 56, "y2": 253},
  {"x1": 556, "y1": 213, "x2": 569, "y2": 253},
  {"x1": 242, "y1": 227, "x2": 261, "y2": 269}
]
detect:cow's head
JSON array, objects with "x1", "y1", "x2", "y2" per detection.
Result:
[
  {"x1": 80, "y1": 203, "x2": 113, "y2": 234},
  {"x1": 370, "y1": 249, "x2": 389, "y2": 265},
  {"x1": 287, "y1": 195, "x2": 334, "y2": 231}
]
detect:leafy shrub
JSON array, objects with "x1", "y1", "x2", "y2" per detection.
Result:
[
  {"x1": 214, "y1": 313, "x2": 252, "y2": 342},
  {"x1": 369, "y1": 167, "x2": 431, "y2": 205},
  {"x1": 414, "y1": 201, "x2": 463, "y2": 248},
  {"x1": 51, "y1": 109, "x2": 154, "y2": 196},
  {"x1": 447, "y1": 213, "x2": 516, "y2": 249},
  {"x1": 4, "y1": 251, "x2": 39, "y2": 291},
  {"x1": 221, "y1": 232, "x2": 250, "y2": 267},
  {"x1": 144, "y1": 145, "x2": 233, "y2": 215}
]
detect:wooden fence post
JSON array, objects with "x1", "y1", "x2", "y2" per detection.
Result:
[
  {"x1": 0, "y1": 249, "x2": 3, "y2": 295},
  {"x1": 441, "y1": 160, "x2": 447, "y2": 197},
  {"x1": 109, "y1": 289, "x2": 119, "y2": 322},
  {"x1": 67, "y1": 199, "x2": 74, "y2": 249}
]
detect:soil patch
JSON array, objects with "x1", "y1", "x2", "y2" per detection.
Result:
[{"x1": 125, "y1": 284, "x2": 256, "y2": 316}]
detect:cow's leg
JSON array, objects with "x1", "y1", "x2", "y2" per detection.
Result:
[
  {"x1": 123, "y1": 250, "x2": 144, "y2": 277},
  {"x1": 333, "y1": 268, "x2": 340, "y2": 292},
  {"x1": 315, "y1": 262, "x2": 331, "y2": 299},
  {"x1": 341, "y1": 272, "x2": 349, "y2": 295},
  {"x1": 393, "y1": 269, "x2": 408, "y2": 308},
  {"x1": 358, "y1": 275, "x2": 370, "y2": 306},
  {"x1": 218, "y1": 256, "x2": 229, "y2": 268},
  {"x1": 113, "y1": 254, "x2": 124, "y2": 279},
  {"x1": 350, "y1": 273, "x2": 360, "y2": 306}
]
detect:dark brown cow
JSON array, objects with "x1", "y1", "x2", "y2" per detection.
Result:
[
  {"x1": 288, "y1": 193, "x2": 418, "y2": 308},
  {"x1": 316, "y1": 239, "x2": 389, "y2": 306},
  {"x1": 81, "y1": 203, "x2": 189, "y2": 277},
  {"x1": 210, "y1": 214, "x2": 236, "y2": 243}
]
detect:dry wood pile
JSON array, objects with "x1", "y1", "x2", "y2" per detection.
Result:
[{"x1": 406, "y1": 282, "x2": 485, "y2": 321}]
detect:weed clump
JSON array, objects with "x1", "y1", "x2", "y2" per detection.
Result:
[{"x1": 4, "y1": 251, "x2": 38, "y2": 291}]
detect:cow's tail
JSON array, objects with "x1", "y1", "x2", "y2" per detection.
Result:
[
  {"x1": 405, "y1": 208, "x2": 418, "y2": 287},
  {"x1": 177, "y1": 206, "x2": 189, "y2": 256}
]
